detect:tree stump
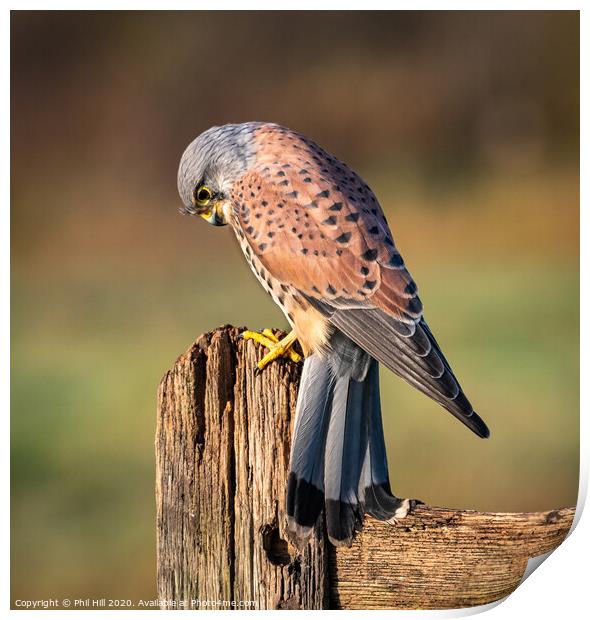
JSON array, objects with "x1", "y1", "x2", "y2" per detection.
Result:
[{"x1": 155, "y1": 326, "x2": 575, "y2": 610}]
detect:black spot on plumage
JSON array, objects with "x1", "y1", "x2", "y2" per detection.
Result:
[
  {"x1": 388, "y1": 253, "x2": 404, "y2": 267},
  {"x1": 360, "y1": 266, "x2": 369, "y2": 275},
  {"x1": 322, "y1": 216, "x2": 337, "y2": 226},
  {"x1": 312, "y1": 285, "x2": 320, "y2": 293},
  {"x1": 303, "y1": 177, "x2": 312, "y2": 183},
  {"x1": 329, "y1": 202, "x2": 343, "y2": 211},
  {"x1": 316, "y1": 189, "x2": 330, "y2": 199},
  {"x1": 279, "y1": 180, "x2": 289, "y2": 186},
  {"x1": 336, "y1": 249, "x2": 343, "y2": 255},
  {"x1": 313, "y1": 249, "x2": 319, "y2": 256},
  {"x1": 405, "y1": 280, "x2": 417, "y2": 295},
  {"x1": 276, "y1": 170, "x2": 286, "y2": 177},
  {"x1": 363, "y1": 280, "x2": 377, "y2": 290},
  {"x1": 261, "y1": 200, "x2": 268, "y2": 207},
  {"x1": 408, "y1": 296, "x2": 423, "y2": 314},
  {"x1": 301, "y1": 248, "x2": 308, "y2": 255},
  {"x1": 326, "y1": 284, "x2": 337, "y2": 296},
  {"x1": 286, "y1": 191, "x2": 298, "y2": 198},
  {"x1": 299, "y1": 168, "x2": 308, "y2": 174},
  {"x1": 368, "y1": 226, "x2": 380, "y2": 235},
  {"x1": 246, "y1": 226, "x2": 254, "y2": 235},
  {"x1": 363, "y1": 248, "x2": 379, "y2": 261},
  {"x1": 291, "y1": 227, "x2": 297, "y2": 233},
  {"x1": 335, "y1": 232, "x2": 351, "y2": 243},
  {"x1": 304, "y1": 201, "x2": 318, "y2": 209},
  {"x1": 385, "y1": 236, "x2": 394, "y2": 246},
  {"x1": 259, "y1": 243, "x2": 267, "y2": 251},
  {"x1": 345, "y1": 212, "x2": 360, "y2": 222},
  {"x1": 268, "y1": 232, "x2": 275, "y2": 238}
]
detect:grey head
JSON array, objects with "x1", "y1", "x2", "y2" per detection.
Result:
[{"x1": 177, "y1": 122, "x2": 263, "y2": 225}]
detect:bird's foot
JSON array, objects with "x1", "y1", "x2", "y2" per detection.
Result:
[{"x1": 241, "y1": 328, "x2": 302, "y2": 370}]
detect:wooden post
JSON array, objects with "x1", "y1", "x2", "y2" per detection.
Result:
[{"x1": 155, "y1": 326, "x2": 575, "y2": 610}]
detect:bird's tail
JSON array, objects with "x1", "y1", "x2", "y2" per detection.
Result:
[{"x1": 286, "y1": 334, "x2": 409, "y2": 546}]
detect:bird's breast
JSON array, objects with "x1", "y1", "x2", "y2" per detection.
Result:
[{"x1": 230, "y1": 217, "x2": 331, "y2": 357}]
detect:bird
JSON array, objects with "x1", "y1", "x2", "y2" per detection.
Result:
[{"x1": 177, "y1": 122, "x2": 489, "y2": 547}]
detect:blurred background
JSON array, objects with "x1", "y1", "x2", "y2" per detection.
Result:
[{"x1": 11, "y1": 11, "x2": 579, "y2": 606}]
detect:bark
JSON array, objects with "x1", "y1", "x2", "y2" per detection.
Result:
[{"x1": 155, "y1": 326, "x2": 574, "y2": 610}]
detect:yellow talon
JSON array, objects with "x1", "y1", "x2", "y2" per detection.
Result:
[
  {"x1": 262, "y1": 328, "x2": 279, "y2": 343},
  {"x1": 242, "y1": 329, "x2": 302, "y2": 369}
]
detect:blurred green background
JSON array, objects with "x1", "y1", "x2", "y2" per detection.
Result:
[{"x1": 11, "y1": 11, "x2": 579, "y2": 605}]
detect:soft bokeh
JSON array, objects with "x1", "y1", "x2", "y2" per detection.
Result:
[{"x1": 11, "y1": 11, "x2": 579, "y2": 605}]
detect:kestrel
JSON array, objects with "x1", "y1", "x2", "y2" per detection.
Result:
[{"x1": 177, "y1": 122, "x2": 489, "y2": 547}]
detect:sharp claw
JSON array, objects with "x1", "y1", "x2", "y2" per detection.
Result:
[{"x1": 241, "y1": 329, "x2": 301, "y2": 369}]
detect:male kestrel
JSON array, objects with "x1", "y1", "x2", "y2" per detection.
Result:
[{"x1": 177, "y1": 122, "x2": 489, "y2": 546}]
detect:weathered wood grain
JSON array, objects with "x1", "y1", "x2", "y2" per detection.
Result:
[
  {"x1": 156, "y1": 326, "x2": 327, "y2": 610},
  {"x1": 331, "y1": 505, "x2": 574, "y2": 609},
  {"x1": 156, "y1": 326, "x2": 575, "y2": 610}
]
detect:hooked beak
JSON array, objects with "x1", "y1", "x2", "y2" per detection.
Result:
[
  {"x1": 180, "y1": 203, "x2": 226, "y2": 226},
  {"x1": 180, "y1": 199, "x2": 227, "y2": 226},
  {"x1": 200, "y1": 206, "x2": 224, "y2": 226}
]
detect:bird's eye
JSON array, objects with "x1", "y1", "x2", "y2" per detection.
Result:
[{"x1": 194, "y1": 185, "x2": 212, "y2": 206}]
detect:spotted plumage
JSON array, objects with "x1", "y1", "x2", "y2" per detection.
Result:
[{"x1": 178, "y1": 122, "x2": 489, "y2": 547}]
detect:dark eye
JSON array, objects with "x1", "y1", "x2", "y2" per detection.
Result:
[{"x1": 194, "y1": 185, "x2": 212, "y2": 206}]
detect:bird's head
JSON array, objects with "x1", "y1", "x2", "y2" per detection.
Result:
[{"x1": 177, "y1": 122, "x2": 262, "y2": 226}]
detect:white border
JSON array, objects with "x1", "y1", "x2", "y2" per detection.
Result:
[{"x1": 4, "y1": 3, "x2": 585, "y2": 617}]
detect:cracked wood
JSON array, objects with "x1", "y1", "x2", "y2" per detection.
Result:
[{"x1": 155, "y1": 326, "x2": 575, "y2": 610}]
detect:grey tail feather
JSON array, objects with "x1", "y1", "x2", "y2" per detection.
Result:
[
  {"x1": 361, "y1": 360, "x2": 409, "y2": 521},
  {"x1": 286, "y1": 353, "x2": 334, "y2": 541},
  {"x1": 287, "y1": 334, "x2": 406, "y2": 546}
]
